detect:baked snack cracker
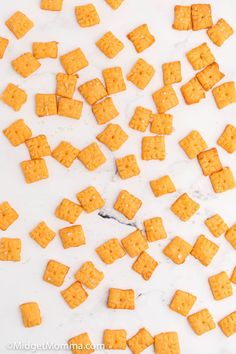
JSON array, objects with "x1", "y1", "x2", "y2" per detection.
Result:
[
  {"x1": 79, "y1": 78, "x2": 107, "y2": 105},
  {"x1": 55, "y1": 198, "x2": 82, "y2": 224},
  {"x1": 77, "y1": 186, "x2": 105, "y2": 213},
  {"x1": 163, "y1": 236, "x2": 192, "y2": 265},
  {"x1": 43, "y1": 259, "x2": 69, "y2": 287},
  {"x1": 179, "y1": 130, "x2": 207, "y2": 159},
  {"x1": 78, "y1": 142, "x2": 106, "y2": 171},
  {"x1": 52, "y1": 141, "x2": 79, "y2": 168},
  {"x1": 3, "y1": 119, "x2": 32, "y2": 147},
  {"x1": 132, "y1": 251, "x2": 158, "y2": 280},
  {"x1": 75, "y1": 4, "x2": 100, "y2": 27},
  {"x1": 60, "y1": 48, "x2": 88, "y2": 75},
  {"x1": 68, "y1": 333, "x2": 94, "y2": 354},
  {"x1": 196, "y1": 62, "x2": 224, "y2": 91},
  {"x1": 121, "y1": 229, "x2": 148, "y2": 258},
  {"x1": 197, "y1": 147, "x2": 222, "y2": 176},
  {"x1": 25, "y1": 135, "x2": 51, "y2": 159},
  {"x1": 205, "y1": 214, "x2": 228, "y2": 237},
  {"x1": 0, "y1": 237, "x2": 21, "y2": 261},
  {"x1": 35, "y1": 94, "x2": 57, "y2": 117},
  {"x1": 127, "y1": 24, "x2": 155, "y2": 53},
  {"x1": 61, "y1": 281, "x2": 88, "y2": 309},
  {"x1": 217, "y1": 124, "x2": 236, "y2": 153},
  {"x1": 144, "y1": 217, "x2": 167, "y2": 242},
  {"x1": 96, "y1": 123, "x2": 128, "y2": 151},
  {"x1": 96, "y1": 31, "x2": 124, "y2": 59},
  {"x1": 103, "y1": 329, "x2": 127, "y2": 350},
  {"x1": 105, "y1": 0, "x2": 124, "y2": 10},
  {"x1": 20, "y1": 302, "x2": 41, "y2": 328},
  {"x1": 6, "y1": 11, "x2": 33, "y2": 39},
  {"x1": 169, "y1": 290, "x2": 197, "y2": 316},
  {"x1": 30, "y1": 221, "x2": 56, "y2": 248},
  {"x1": 191, "y1": 235, "x2": 219, "y2": 266},
  {"x1": 0, "y1": 202, "x2": 18, "y2": 231},
  {"x1": 107, "y1": 288, "x2": 135, "y2": 310},
  {"x1": 171, "y1": 193, "x2": 199, "y2": 221},
  {"x1": 127, "y1": 328, "x2": 154, "y2": 353},
  {"x1": 12, "y1": 52, "x2": 41, "y2": 78},
  {"x1": 152, "y1": 85, "x2": 179, "y2": 113},
  {"x1": 207, "y1": 19, "x2": 234, "y2": 47},
  {"x1": 114, "y1": 190, "x2": 142, "y2": 220},
  {"x1": 208, "y1": 271, "x2": 232, "y2": 300},
  {"x1": 154, "y1": 332, "x2": 180, "y2": 354},
  {"x1": 96, "y1": 238, "x2": 125, "y2": 264},
  {"x1": 181, "y1": 77, "x2": 205, "y2": 105},
  {"x1": 40, "y1": 0, "x2": 63, "y2": 11},
  {"x1": 56, "y1": 73, "x2": 77, "y2": 99},
  {"x1": 127, "y1": 58, "x2": 155, "y2": 90},
  {"x1": 21, "y1": 159, "x2": 49, "y2": 184},
  {"x1": 173, "y1": 5, "x2": 192, "y2": 30},
  {"x1": 142, "y1": 135, "x2": 165, "y2": 160},
  {"x1": 33, "y1": 41, "x2": 58, "y2": 59},
  {"x1": 1, "y1": 83, "x2": 27, "y2": 111},
  {"x1": 163, "y1": 61, "x2": 182, "y2": 85},
  {"x1": 75, "y1": 261, "x2": 104, "y2": 289},
  {"x1": 218, "y1": 312, "x2": 236, "y2": 337},
  {"x1": 150, "y1": 114, "x2": 173, "y2": 135},
  {"x1": 210, "y1": 167, "x2": 236, "y2": 193},
  {"x1": 59, "y1": 225, "x2": 85, "y2": 249},
  {"x1": 92, "y1": 97, "x2": 119, "y2": 125},
  {"x1": 150, "y1": 175, "x2": 176, "y2": 197},
  {"x1": 116, "y1": 154, "x2": 140, "y2": 179},
  {"x1": 191, "y1": 4, "x2": 213, "y2": 31},
  {"x1": 225, "y1": 223, "x2": 236, "y2": 250},
  {"x1": 212, "y1": 81, "x2": 236, "y2": 109},
  {"x1": 129, "y1": 106, "x2": 152, "y2": 132},
  {"x1": 58, "y1": 98, "x2": 83, "y2": 120},
  {"x1": 186, "y1": 43, "x2": 215, "y2": 70},
  {"x1": 102, "y1": 67, "x2": 126, "y2": 94},
  {"x1": 0, "y1": 37, "x2": 9, "y2": 59},
  {"x1": 188, "y1": 309, "x2": 216, "y2": 335}
]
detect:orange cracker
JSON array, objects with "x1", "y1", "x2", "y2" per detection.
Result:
[
  {"x1": 1, "y1": 83, "x2": 27, "y2": 111},
  {"x1": 107, "y1": 288, "x2": 135, "y2": 310},
  {"x1": 173, "y1": 5, "x2": 192, "y2": 31},
  {"x1": 96, "y1": 238, "x2": 126, "y2": 264},
  {"x1": 30, "y1": 221, "x2": 56, "y2": 248},
  {"x1": 171, "y1": 193, "x2": 199, "y2": 222},
  {"x1": 208, "y1": 271, "x2": 232, "y2": 301},
  {"x1": 142, "y1": 135, "x2": 165, "y2": 161},
  {"x1": 43, "y1": 259, "x2": 69, "y2": 287},
  {"x1": 0, "y1": 202, "x2": 18, "y2": 231},
  {"x1": 225, "y1": 223, "x2": 236, "y2": 250},
  {"x1": 196, "y1": 62, "x2": 224, "y2": 91},
  {"x1": 96, "y1": 31, "x2": 124, "y2": 59},
  {"x1": 210, "y1": 167, "x2": 236, "y2": 193},
  {"x1": 218, "y1": 312, "x2": 236, "y2": 337},
  {"x1": 76, "y1": 186, "x2": 105, "y2": 213},
  {"x1": 150, "y1": 114, "x2": 173, "y2": 135},
  {"x1": 79, "y1": 78, "x2": 107, "y2": 105},
  {"x1": 0, "y1": 237, "x2": 21, "y2": 261},
  {"x1": 191, "y1": 4, "x2": 212, "y2": 31},
  {"x1": 163, "y1": 61, "x2": 182, "y2": 85},
  {"x1": 152, "y1": 85, "x2": 179, "y2": 113},
  {"x1": 105, "y1": 0, "x2": 124, "y2": 10},
  {"x1": 231, "y1": 266, "x2": 236, "y2": 283},
  {"x1": 188, "y1": 309, "x2": 216, "y2": 335},
  {"x1": 191, "y1": 235, "x2": 219, "y2": 266},
  {"x1": 59, "y1": 225, "x2": 85, "y2": 249},
  {"x1": 96, "y1": 123, "x2": 128, "y2": 151},
  {"x1": 3, "y1": 119, "x2": 32, "y2": 147},
  {"x1": 103, "y1": 329, "x2": 127, "y2": 350},
  {"x1": 5, "y1": 11, "x2": 33, "y2": 39},
  {"x1": 127, "y1": 24, "x2": 155, "y2": 53},
  {"x1": 197, "y1": 147, "x2": 222, "y2": 176},
  {"x1": 75, "y1": 4, "x2": 100, "y2": 28},
  {"x1": 127, "y1": 58, "x2": 155, "y2": 90},
  {"x1": 68, "y1": 333, "x2": 94, "y2": 354},
  {"x1": 163, "y1": 236, "x2": 192, "y2": 265},
  {"x1": 205, "y1": 214, "x2": 228, "y2": 237},
  {"x1": 127, "y1": 328, "x2": 154, "y2": 353},
  {"x1": 150, "y1": 175, "x2": 176, "y2": 198},
  {"x1": 21, "y1": 159, "x2": 49, "y2": 184},
  {"x1": 121, "y1": 229, "x2": 148, "y2": 258},
  {"x1": 186, "y1": 43, "x2": 215, "y2": 70},
  {"x1": 129, "y1": 106, "x2": 152, "y2": 132},
  {"x1": 35, "y1": 94, "x2": 57, "y2": 117},
  {"x1": 208, "y1": 19, "x2": 234, "y2": 47},
  {"x1": 217, "y1": 124, "x2": 236, "y2": 153},
  {"x1": 61, "y1": 281, "x2": 88, "y2": 309},
  {"x1": 179, "y1": 130, "x2": 207, "y2": 159},
  {"x1": 181, "y1": 77, "x2": 205, "y2": 105},
  {"x1": 20, "y1": 302, "x2": 41, "y2": 328},
  {"x1": 58, "y1": 98, "x2": 83, "y2": 120},
  {"x1": 92, "y1": 97, "x2": 119, "y2": 125},
  {"x1": 212, "y1": 81, "x2": 236, "y2": 109},
  {"x1": 40, "y1": 0, "x2": 63, "y2": 11},
  {"x1": 102, "y1": 67, "x2": 126, "y2": 95},
  {"x1": 75, "y1": 261, "x2": 104, "y2": 289},
  {"x1": 114, "y1": 190, "x2": 142, "y2": 220},
  {"x1": 0, "y1": 37, "x2": 9, "y2": 59},
  {"x1": 170, "y1": 290, "x2": 197, "y2": 316},
  {"x1": 55, "y1": 198, "x2": 82, "y2": 224},
  {"x1": 60, "y1": 48, "x2": 88, "y2": 75},
  {"x1": 144, "y1": 217, "x2": 167, "y2": 242},
  {"x1": 116, "y1": 154, "x2": 140, "y2": 179},
  {"x1": 25, "y1": 135, "x2": 51, "y2": 159},
  {"x1": 32, "y1": 41, "x2": 58, "y2": 59},
  {"x1": 154, "y1": 332, "x2": 180, "y2": 354},
  {"x1": 56, "y1": 73, "x2": 77, "y2": 99},
  {"x1": 78, "y1": 142, "x2": 106, "y2": 171},
  {"x1": 132, "y1": 251, "x2": 158, "y2": 280},
  {"x1": 52, "y1": 141, "x2": 79, "y2": 168},
  {"x1": 12, "y1": 52, "x2": 41, "y2": 78}
]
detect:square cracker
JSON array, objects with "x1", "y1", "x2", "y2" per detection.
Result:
[
  {"x1": 152, "y1": 85, "x2": 179, "y2": 113},
  {"x1": 173, "y1": 5, "x2": 192, "y2": 31},
  {"x1": 0, "y1": 202, "x2": 18, "y2": 231},
  {"x1": 191, "y1": 235, "x2": 219, "y2": 266},
  {"x1": 55, "y1": 199, "x2": 82, "y2": 224},
  {"x1": 30, "y1": 221, "x2": 56, "y2": 248},
  {"x1": 33, "y1": 41, "x2": 58, "y2": 59},
  {"x1": 96, "y1": 123, "x2": 128, "y2": 151},
  {"x1": 20, "y1": 302, "x2": 41, "y2": 328},
  {"x1": 208, "y1": 271, "x2": 232, "y2": 301},
  {"x1": 96, "y1": 238, "x2": 125, "y2": 264},
  {"x1": 210, "y1": 167, "x2": 236, "y2": 193},
  {"x1": 0, "y1": 238, "x2": 21, "y2": 261},
  {"x1": 75, "y1": 4, "x2": 100, "y2": 28},
  {"x1": 230, "y1": 266, "x2": 236, "y2": 284},
  {"x1": 1, "y1": 83, "x2": 27, "y2": 111},
  {"x1": 163, "y1": 61, "x2": 182, "y2": 85},
  {"x1": 78, "y1": 142, "x2": 106, "y2": 171},
  {"x1": 181, "y1": 77, "x2": 205, "y2": 105},
  {"x1": 150, "y1": 114, "x2": 173, "y2": 135},
  {"x1": 25, "y1": 135, "x2": 51, "y2": 159},
  {"x1": 52, "y1": 141, "x2": 79, "y2": 168},
  {"x1": 129, "y1": 106, "x2": 152, "y2": 132},
  {"x1": 116, "y1": 154, "x2": 140, "y2": 179},
  {"x1": 132, "y1": 251, "x2": 158, "y2": 280},
  {"x1": 170, "y1": 290, "x2": 197, "y2": 316},
  {"x1": 79, "y1": 78, "x2": 107, "y2": 105},
  {"x1": 43, "y1": 259, "x2": 69, "y2": 287},
  {"x1": 106, "y1": 0, "x2": 124, "y2": 10},
  {"x1": 68, "y1": 333, "x2": 94, "y2": 354},
  {"x1": 186, "y1": 43, "x2": 215, "y2": 70},
  {"x1": 58, "y1": 98, "x2": 83, "y2": 120},
  {"x1": 102, "y1": 67, "x2": 126, "y2": 95},
  {"x1": 163, "y1": 236, "x2": 192, "y2": 265},
  {"x1": 188, "y1": 309, "x2": 216, "y2": 335},
  {"x1": 114, "y1": 190, "x2": 142, "y2": 220},
  {"x1": 75, "y1": 261, "x2": 104, "y2": 289},
  {"x1": 212, "y1": 81, "x2": 236, "y2": 109},
  {"x1": 219, "y1": 312, "x2": 236, "y2": 337},
  {"x1": 205, "y1": 214, "x2": 228, "y2": 237},
  {"x1": 208, "y1": 19, "x2": 234, "y2": 47},
  {"x1": 3, "y1": 119, "x2": 32, "y2": 147},
  {"x1": 76, "y1": 186, "x2": 105, "y2": 213},
  {"x1": 21, "y1": 159, "x2": 49, "y2": 184},
  {"x1": 96, "y1": 31, "x2": 124, "y2": 59},
  {"x1": 217, "y1": 124, "x2": 236, "y2": 153},
  {"x1": 144, "y1": 217, "x2": 167, "y2": 242},
  {"x1": 142, "y1": 135, "x2": 165, "y2": 161},
  {"x1": 56, "y1": 73, "x2": 77, "y2": 99},
  {"x1": 107, "y1": 288, "x2": 135, "y2": 310},
  {"x1": 128, "y1": 328, "x2": 154, "y2": 353},
  {"x1": 0, "y1": 37, "x2": 9, "y2": 59},
  {"x1": 197, "y1": 147, "x2": 222, "y2": 176},
  {"x1": 12, "y1": 52, "x2": 41, "y2": 78},
  {"x1": 127, "y1": 58, "x2": 155, "y2": 90},
  {"x1": 127, "y1": 24, "x2": 155, "y2": 53},
  {"x1": 61, "y1": 281, "x2": 88, "y2": 309},
  {"x1": 179, "y1": 130, "x2": 207, "y2": 159},
  {"x1": 41, "y1": 0, "x2": 63, "y2": 11},
  {"x1": 92, "y1": 97, "x2": 119, "y2": 125},
  {"x1": 5, "y1": 11, "x2": 33, "y2": 39},
  {"x1": 35, "y1": 94, "x2": 57, "y2": 117},
  {"x1": 60, "y1": 48, "x2": 88, "y2": 75},
  {"x1": 225, "y1": 223, "x2": 236, "y2": 250},
  {"x1": 59, "y1": 225, "x2": 85, "y2": 249},
  {"x1": 150, "y1": 175, "x2": 176, "y2": 197},
  {"x1": 154, "y1": 332, "x2": 180, "y2": 354},
  {"x1": 196, "y1": 62, "x2": 224, "y2": 91},
  {"x1": 121, "y1": 229, "x2": 148, "y2": 258},
  {"x1": 191, "y1": 4, "x2": 213, "y2": 31},
  {"x1": 171, "y1": 193, "x2": 199, "y2": 221},
  {"x1": 103, "y1": 329, "x2": 127, "y2": 350}
]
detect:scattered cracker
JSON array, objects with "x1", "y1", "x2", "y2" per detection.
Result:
[
  {"x1": 208, "y1": 271, "x2": 232, "y2": 301},
  {"x1": 127, "y1": 58, "x2": 155, "y2": 90},
  {"x1": 25, "y1": 135, "x2": 51, "y2": 159},
  {"x1": 0, "y1": 37, "x2": 9, "y2": 58},
  {"x1": 116, "y1": 154, "x2": 140, "y2": 179},
  {"x1": 33, "y1": 41, "x2": 58, "y2": 59},
  {"x1": 59, "y1": 225, "x2": 85, "y2": 249},
  {"x1": 1, "y1": 83, "x2": 27, "y2": 111},
  {"x1": 171, "y1": 193, "x2": 199, "y2": 221},
  {"x1": 218, "y1": 312, "x2": 236, "y2": 337},
  {"x1": 105, "y1": 0, "x2": 124, "y2": 10},
  {"x1": 43, "y1": 259, "x2": 69, "y2": 287},
  {"x1": 75, "y1": 261, "x2": 104, "y2": 289},
  {"x1": 217, "y1": 124, "x2": 236, "y2": 153},
  {"x1": 96, "y1": 31, "x2": 124, "y2": 59},
  {"x1": 0, "y1": 237, "x2": 21, "y2": 261},
  {"x1": 188, "y1": 309, "x2": 216, "y2": 335},
  {"x1": 196, "y1": 62, "x2": 224, "y2": 91},
  {"x1": 114, "y1": 190, "x2": 142, "y2": 220},
  {"x1": 102, "y1": 67, "x2": 126, "y2": 95},
  {"x1": 163, "y1": 61, "x2": 182, "y2": 85},
  {"x1": 40, "y1": 0, "x2": 63, "y2": 11},
  {"x1": 144, "y1": 217, "x2": 167, "y2": 242},
  {"x1": 210, "y1": 167, "x2": 236, "y2": 193},
  {"x1": 150, "y1": 113, "x2": 173, "y2": 135},
  {"x1": 61, "y1": 281, "x2": 88, "y2": 309},
  {"x1": 208, "y1": 18, "x2": 234, "y2": 47},
  {"x1": 186, "y1": 43, "x2": 215, "y2": 70},
  {"x1": 212, "y1": 81, "x2": 236, "y2": 109},
  {"x1": 191, "y1": 235, "x2": 219, "y2": 266},
  {"x1": 129, "y1": 106, "x2": 152, "y2": 132},
  {"x1": 132, "y1": 251, "x2": 158, "y2": 280},
  {"x1": 205, "y1": 214, "x2": 228, "y2": 237},
  {"x1": 225, "y1": 223, "x2": 236, "y2": 250},
  {"x1": 121, "y1": 229, "x2": 148, "y2": 258},
  {"x1": 107, "y1": 288, "x2": 135, "y2": 310},
  {"x1": 3, "y1": 119, "x2": 32, "y2": 147},
  {"x1": 230, "y1": 266, "x2": 236, "y2": 284},
  {"x1": 127, "y1": 24, "x2": 155, "y2": 53},
  {"x1": 30, "y1": 221, "x2": 56, "y2": 248},
  {"x1": 191, "y1": 4, "x2": 212, "y2": 31},
  {"x1": 96, "y1": 123, "x2": 128, "y2": 151},
  {"x1": 52, "y1": 141, "x2": 79, "y2": 168},
  {"x1": 77, "y1": 186, "x2": 105, "y2": 213},
  {"x1": 142, "y1": 135, "x2": 165, "y2": 161},
  {"x1": 154, "y1": 332, "x2": 180, "y2": 354},
  {"x1": 6, "y1": 11, "x2": 33, "y2": 39},
  {"x1": 103, "y1": 329, "x2": 127, "y2": 350},
  {"x1": 92, "y1": 97, "x2": 119, "y2": 125},
  {"x1": 68, "y1": 333, "x2": 94, "y2": 354},
  {"x1": 170, "y1": 290, "x2": 197, "y2": 316},
  {"x1": 20, "y1": 302, "x2": 41, "y2": 328},
  {"x1": 75, "y1": 4, "x2": 100, "y2": 28},
  {"x1": 179, "y1": 130, "x2": 207, "y2": 159},
  {"x1": 55, "y1": 198, "x2": 82, "y2": 224},
  {"x1": 127, "y1": 328, "x2": 154, "y2": 353},
  {"x1": 78, "y1": 142, "x2": 106, "y2": 171},
  {"x1": 181, "y1": 77, "x2": 205, "y2": 105},
  {"x1": 173, "y1": 5, "x2": 192, "y2": 30},
  {"x1": 56, "y1": 73, "x2": 77, "y2": 99},
  {"x1": 150, "y1": 175, "x2": 176, "y2": 198},
  {"x1": 35, "y1": 94, "x2": 57, "y2": 117},
  {"x1": 197, "y1": 147, "x2": 222, "y2": 176},
  {"x1": 96, "y1": 238, "x2": 125, "y2": 264},
  {"x1": 163, "y1": 236, "x2": 192, "y2": 265},
  {"x1": 58, "y1": 98, "x2": 83, "y2": 120},
  {"x1": 79, "y1": 78, "x2": 107, "y2": 105},
  {"x1": 12, "y1": 52, "x2": 41, "y2": 78},
  {"x1": 21, "y1": 159, "x2": 49, "y2": 184},
  {"x1": 60, "y1": 48, "x2": 88, "y2": 75},
  {"x1": 0, "y1": 202, "x2": 18, "y2": 231},
  {"x1": 152, "y1": 85, "x2": 179, "y2": 113}
]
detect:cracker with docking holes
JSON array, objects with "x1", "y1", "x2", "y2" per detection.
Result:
[
  {"x1": 188, "y1": 309, "x2": 216, "y2": 335},
  {"x1": 191, "y1": 4, "x2": 212, "y2": 31},
  {"x1": 218, "y1": 312, "x2": 236, "y2": 337},
  {"x1": 43, "y1": 259, "x2": 69, "y2": 287},
  {"x1": 96, "y1": 123, "x2": 128, "y2": 151},
  {"x1": 78, "y1": 142, "x2": 106, "y2": 171},
  {"x1": 25, "y1": 135, "x2": 51, "y2": 159},
  {"x1": 169, "y1": 290, "x2": 197, "y2": 316},
  {"x1": 60, "y1": 48, "x2": 88, "y2": 75},
  {"x1": 127, "y1": 58, "x2": 155, "y2": 90},
  {"x1": 21, "y1": 159, "x2": 49, "y2": 184},
  {"x1": 181, "y1": 77, "x2": 205, "y2": 105},
  {"x1": 20, "y1": 302, "x2": 41, "y2": 328},
  {"x1": 1, "y1": 83, "x2": 27, "y2": 111},
  {"x1": 186, "y1": 43, "x2": 215, "y2": 70},
  {"x1": 163, "y1": 61, "x2": 182, "y2": 85},
  {"x1": 129, "y1": 106, "x2": 152, "y2": 132},
  {"x1": 144, "y1": 217, "x2": 167, "y2": 242},
  {"x1": 59, "y1": 225, "x2": 85, "y2": 249},
  {"x1": 212, "y1": 81, "x2": 236, "y2": 109},
  {"x1": 225, "y1": 223, "x2": 236, "y2": 250},
  {"x1": 33, "y1": 41, "x2": 58, "y2": 59},
  {"x1": 6, "y1": 11, "x2": 33, "y2": 39},
  {"x1": 152, "y1": 85, "x2": 179, "y2": 113},
  {"x1": 68, "y1": 333, "x2": 94, "y2": 354},
  {"x1": 210, "y1": 167, "x2": 236, "y2": 193},
  {"x1": 79, "y1": 78, "x2": 107, "y2": 105},
  {"x1": 191, "y1": 235, "x2": 219, "y2": 266},
  {"x1": 0, "y1": 202, "x2": 18, "y2": 231},
  {"x1": 154, "y1": 332, "x2": 180, "y2": 354},
  {"x1": 103, "y1": 329, "x2": 127, "y2": 350},
  {"x1": 179, "y1": 130, "x2": 207, "y2": 159},
  {"x1": 75, "y1": 4, "x2": 100, "y2": 28},
  {"x1": 171, "y1": 193, "x2": 199, "y2": 221},
  {"x1": 173, "y1": 5, "x2": 192, "y2": 30},
  {"x1": 55, "y1": 198, "x2": 82, "y2": 224},
  {"x1": 30, "y1": 221, "x2": 56, "y2": 248},
  {"x1": 107, "y1": 288, "x2": 135, "y2": 310},
  {"x1": 41, "y1": 0, "x2": 63, "y2": 11},
  {"x1": 96, "y1": 238, "x2": 126, "y2": 264},
  {"x1": 114, "y1": 190, "x2": 142, "y2": 220},
  {"x1": 205, "y1": 214, "x2": 228, "y2": 237},
  {"x1": 3, "y1": 119, "x2": 32, "y2": 147},
  {"x1": 197, "y1": 147, "x2": 222, "y2": 176},
  {"x1": 77, "y1": 186, "x2": 105, "y2": 213},
  {"x1": 61, "y1": 282, "x2": 88, "y2": 309},
  {"x1": 0, "y1": 37, "x2": 9, "y2": 58},
  {"x1": 196, "y1": 62, "x2": 224, "y2": 91},
  {"x1": 127, "y1": 328, "x2": 154, "y2": 353},
  {"x1": 52, "y1": 141, "x2": 79, "y2": 168},
  {"x1": 75, "y1": 261, "x2": 104, "y2": 289},
  {"x1": 208, "y1": 19, "x2": 234, "y2": 47},
  {"x1": 208, "y1": 271, "x2": 233, "y2": 301},
  {"x1": 106, "y1": 0, "x2": 124, "y2": 10},
  {"x1": 36, "y1": 94, "x2": 57, "y2": 117},
  {"x1": 231, "y1": 266, "x2": 236, "y2": 284},
  {"x1": 217, "y1": 124, "x2": 236, "y2": 153},
  {"x1": 102, "y1": 67, "x2": 126, "y2": 94},
  {"x1": 92, "y1": 97, "x2": 119, "y2": 125},
  {"x1": 132, "y1": 251, "x2": 158, "y2": 280},
  {"x1": 150, "y1": 114, "x2": 173, "y2": 135},
  {"x1": 0, "y1": 238, "x2": 21, "y2": 261},
  {"x1": 96, "y1": 31, "x2": 124, "y2": 59},
  {"x1": 150, "y1": 175, "x2": 176, "y2": 197},
  {"x1": 116, "y1": 154, "x2": 140, "y2": 179},
  {"x1": 58, "y1": 98, "x2": 83, "y2": 120},
  {"x1": 142, "y1": 135, "x2": 165, "y2": 160},
  {"x1": 121, "y1": 229, "x2": 148, "y2": 258},
  {"x1": 127, "y1": 24, "x2": 155, "y2": 53},
  {"x1": 12, "y1": 52, "x2": 41, "y2": 78},
  {"x1": 163, "y1": 236, "x2": 192, "y2": 265},
  {"x1": 56, "y1": 73, "x2": 77, "y2": 99}
]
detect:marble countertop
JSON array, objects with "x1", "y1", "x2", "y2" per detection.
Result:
[{"x1": 0, "y1": 0, "x2": 236, "y2": 353}]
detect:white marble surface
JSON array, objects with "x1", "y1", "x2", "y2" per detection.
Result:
[{"x1": 0, "y1": 0, "x2": 236, "y2": 353}]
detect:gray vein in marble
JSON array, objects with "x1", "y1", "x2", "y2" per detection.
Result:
[{"x1": 98, "y1": 210, "x2": 137, "y2": 228}]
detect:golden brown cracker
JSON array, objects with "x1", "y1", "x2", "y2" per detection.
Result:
[
  {"x1": 35, "y1": 94, "x2": 57, "y2": 117},
  {"x1": 55, "y1": 199, "x2": 82, "y2": 224},
  {"x1": 43, "y1": 259, "x2": 69, "y2": 287},
  {"x1": 188, "y1": 309, "x2": 216, "y2": 335},
  {"x1": 218, "y1": 312, "x2": 236, "y2": 337},
  {"x1": 144, "y1": 217, "x2": 167, "y2": 242},
  {"x1": 102, "y1": 67, "x2": 126, "y2": 95},
  {"x1": 208, "y1": 271, "x2": 232, "y2": 300},
  {"x1": 96, "y1": 123, "x2": 128, "y2": 151},
  {"x1": 121, "y1": 229, "x2": 148, "y2": 258},
  {"x1": 210, "y1": 167, "x2": 236, "y2": 193},
  {"x1": 191, "y1": 235, "x2": 219, "y2": 266},
  {"x1": 58, "y1": 98, "x2": 83, "y2": 120},
  {"x1": 52, "y1": 141, "x2": 79, "y2": 168},
  {"x1": 96, "y1": 31, "x2": 124, "y2": 59},
  {"x1": 181, "y1": 77, "x2": 205, "y2": 105},
  {"x1": 68, "y1": 333, "x2": 94, "y2": 354},
  {"x1": 20, "y1": 302, "x2": 41, "y2": 328},
  {"x1": 0, "y1": 37, "x2": 9, "y2": 59},
  {"x1": 127, "y1": 58, "x2": 155, "y2": 90},
  {"x1": 96, "y1": 238, "x2": 126, "y2": 264},
  {"x1": 154, "y1": 332, "x2": 180, "y2": 354},
  {"x1": 163, "y1": 236, "x2": 192, "y2": 265},
  {"x1": 142, "y1": 135, "x2": 165, "y2": 161},
  {"x1": 129, "y1": 106, "x2": 152, "y2": 132},
  {"x1": 179, "y1": 130, "x2": 207, "y2": 159},
  {"x1": 150, "y1": 175, "x2": 176, "y2": 197},
  {"x1": 107, "y1": 288, "x2": 135, "y2": 310},
  {"x1": 12, "y1": 52, "x2": 41, "y2": 78},
  {"x1": 114, "y1": 190, "x2": 142, "y2": 220},
  {"x1": 205, "y1": 214, "x2": 228, "y2": 237},
  {"x1": 6, "y1": 11, "x2": 33, "y2": 39},
  {"x1": 3, "y1": 119, "x2": 32, "y2": 147},
  {"x1": 59, "y1": 225, "x2": 85, "y2": 249},
  {"x1": 76, "y1": 186, "x2": 105, "y2": 213},
  {"x1": 171, "y1": 193, "x2": 199, "y2": 222},
  {"x1": 127, "y1": 328, "x2": 154, "y2": 353},
  {"x1": 75, "y1": 261, "x2": 104, "y2": 289},
  {"x1": 79, "y1": 78, "x2": 107, "y2": 105},
  {"x1": 163, "y1": 61, "x2": 182, "y2": 85},
  {"x1": 103, "y1": 329, "x2": 127, "y2": 350},
  {"x1": 132, "y1": 252, "x2": 158, "y2": 280},
  {"x1": 75, "y1": 4, "x2": 100, "y2": 28},
  {"x1": 78, "y1": 142, "x2": 106, "y2": 171},
  {"x1": 169, "y1": 290, "x2": 197, "y2": 316},
  {"x1": 212, "y1": 81, "x2": 236, "y2": 109},
  {"x1": 186, "y1": 43, "x2": 215, "y2": 70},
  {"x1": 33, "y1": 41, "x2": 58, "y2": 59},
  {"x1": 191, "y1": 4, "x2": 213, "y2": 30},
  {"x1": 1, "y1": 83, "x2": 27, "y2": 111},
  {"x1": 173, "y1": 5, "x2": 192, "y2": 30},
  {"x1": 21, "y1": 159, "x2": 49, "y2": 184},
  {"x1": 25, "y1": 135, "x2": 51, "y2": 159},
  {"x1": 30, "y1": 221, "x2": 56, "y2": 248},
  {"x1": 56, "y1": 73, "x2": 77, "y2": 99},
  {"x1": 92, "y1": 97, "x2": 119, "y2": 125},
  {"x1": 0, "y1": 237, "x2": 21, "y2": 261},
  {"x1": 150, "y1": 114, "x2": 173, "y2": 135},
  {"x1": 60, "y1": 48, "x2": 88, "y2": 75},
  {"x1": 196, "y1": 62, "x2": 224, "y2": 91},
  {"x1": 116, "y1": 154, "x2": 140, "y2": 179},
  {"x1": 217, "y1": 124, "x2": 236, "y2": 153},
  {"x1": 152, "y1": 85, "x2": 179, "y2": 113},
  {"x1": 197, "y1": 147, "x2": 222, "y2": 176},
  {"x1": 208, "y1": 18, "x2": 234, "y2": 47},
  {"x1": 127, "y1": 24, "x2": 155, "y2": 53},
  {"x1": 61, "y1": 281, "x2": 88, "y2": 309}
]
